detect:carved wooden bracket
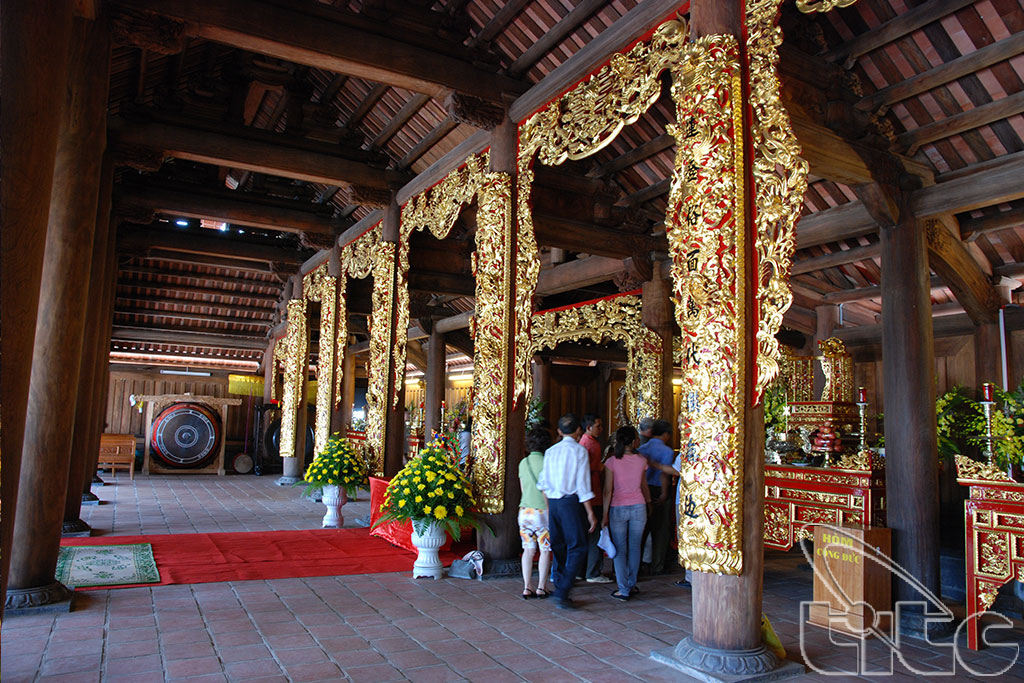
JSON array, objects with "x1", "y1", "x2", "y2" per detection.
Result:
[
  {"x1": 343, "y1": 184, "x2": 392, "y2": 209},
  {"x1": 925, "y1": 219, "x2": 1001, "y2": 325},
  {"x1": 110, "y1": 8, "x2": 188, "y2": 55},
  {"x1": 444, "y1": 92, "x2": 505, "y2": 131},
  {"x1": 110, "y1": 143, "x2": 166, "y2": 173}
]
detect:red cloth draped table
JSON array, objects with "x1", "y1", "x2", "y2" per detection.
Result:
[{"x1": 369, "y1": 476, "x2": 451, "y2": 554}]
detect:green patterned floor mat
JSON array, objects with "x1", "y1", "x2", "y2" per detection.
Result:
[{"x1": 55, "y1": 543, "x2": 160, "y2": 587}]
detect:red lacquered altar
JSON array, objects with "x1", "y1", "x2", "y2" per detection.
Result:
[
  {"x1": 956, "y1": 456, "x2": 1024, "y2": 650},
  {"x1": 764, "y1": 456, "x2": 886, "y2": 551}
]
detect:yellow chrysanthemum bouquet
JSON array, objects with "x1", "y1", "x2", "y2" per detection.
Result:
[
  {"x1": 301, "y1": 433, "x2": 369, "y2": 497},
  {"x1": 373, "y1": 439, "x2": 481, "y2": 540}
]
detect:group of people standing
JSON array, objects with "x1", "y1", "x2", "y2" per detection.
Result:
[{"x1": 517, "y1": 412, "x2": 682, "y2": 610}]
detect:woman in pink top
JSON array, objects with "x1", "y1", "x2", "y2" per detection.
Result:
[{"x1": 601, "y1": 425, "x2": 651, "y2": 600}]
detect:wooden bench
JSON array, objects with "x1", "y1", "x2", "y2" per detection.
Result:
[{"x1": 98, "y1": 434, "x2": 137, "y2": 480}]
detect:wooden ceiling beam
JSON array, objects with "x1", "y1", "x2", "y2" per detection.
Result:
[
  {"x1": 370, "y1": 93, "x2": 431, "y2": 150},
  {"x1": 142, "y1": 249, "x2": 284, "y2": 273},
  {"x1": 587, "y1": 134, "x2": 674, "y2": 179},
  {"x1": 117, "y1": 279, "x2": 279, "y2": 302},
  {"x1": 796, "y1": 151, "x2": 1024, "y2": 248},
  {"x1": 532, "y1": 213, "x2": 666, "y2": 259},
  {"x1": 111, "y1": 325, "x2": 269, "y2": 350},
  {"x1": 822, "y1": 276, "x2": 945, "y2": 305},
  {"x1": 119, "y1": 265, "x2": 281, "y2": 291},
  {"x1": 857, "y1": 31, "x2": 1024, "y2": 113},
  {"x1": 115, "y1": 306, "x2": 273, "y2": 327},
  {"x1": 792, "y1": 243, "x2": 881, "y2": 275},
  {"x1": 110, "y1": 116, "x2": 408, "y2": 190},
  {"x1": 119, "y1": 224, "x2": 308, "y2": 264},
  {"x1": 116, "y1": 183, "x2": 344, "y2": 236},
  {"x1": 116, "y1": 294, "x2": 275, "y2": 316},
  {"x1": 823, "y1": 0, "x2": 976, "y2": 66},
  {"x1": 960, "y1": 206, "x2": 1024, "y2": 242},
  {"x1": 898, "y1": 90, "x2": 1024, "y2": 155},
  {"x1": 112, "y1": 0, "x2": 523, "y2": 103}
]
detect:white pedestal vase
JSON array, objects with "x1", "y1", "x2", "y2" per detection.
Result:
[
  {"x1": 411, "y1": 520, "x2": 446, "y2": 579},
  {"x1": 321, "y1": 484, "x2": 346, "y2": 528}
]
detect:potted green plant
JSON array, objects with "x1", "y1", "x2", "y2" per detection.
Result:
[
  {"x1": 373, "y1": 439, "x2": 482, "y2": 578},
  {"x1": 301, "y1": 433, "x2": 368, "y2": 528}
]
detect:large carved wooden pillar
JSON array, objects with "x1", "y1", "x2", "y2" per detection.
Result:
[
  {"x1": 64, "y1": 153, "x2": 114, "y2": 536},
  {"x1": 382, "y1": 197, "x2": 407, "y2": 476},
  {"x1": 7, "y1": 15, "x2": 110, "y2": 612},
  {"x1": 642, "y1": 271, "x2": 675, "y2": 421},
  {"x1": 424, "y1": 324, "x2": 446, "y2": 438},
  {"x1": 881, "y1": 194, "x2": 941, "y2": 632},
  {"x1": 477, "y1": 114, "x2": 524, "y2": 574},
  {"x1": 0, "y1": 0, "x2": 76, "y2": 610},
  {"x1": 662, "y1": 1, "x2": 797, "y2": 677}
]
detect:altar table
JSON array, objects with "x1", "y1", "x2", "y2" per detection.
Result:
[
  {"x1": 956, "y1": 456, "x2": 1024, "y2": 650},
  {"x1": 764, "y1": 458, "x2": 886, "y2": 551}
]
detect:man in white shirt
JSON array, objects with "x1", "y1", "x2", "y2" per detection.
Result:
[{"x1": 536, "y1": 413, "x2": 597, "y2": 609}]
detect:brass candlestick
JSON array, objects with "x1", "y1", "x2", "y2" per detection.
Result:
[
  {"x1": 981, "y1": 400, "x2": 996, "y2": 464},
  {"x1": 856, "y1": 400, "x2": 868, "y2": 453}
]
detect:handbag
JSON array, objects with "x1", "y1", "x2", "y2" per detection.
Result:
[{"x1": 597, "y1": 527, "x2": 617, "y2": 559}]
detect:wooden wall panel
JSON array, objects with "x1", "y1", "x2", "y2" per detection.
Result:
[{"x1": 104, "y1": 370, "x2": 251, "y2": 450}]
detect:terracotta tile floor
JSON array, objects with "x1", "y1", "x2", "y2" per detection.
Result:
[{"x1": 3, "y1": 474, "x2": 1024, "y2": 682}]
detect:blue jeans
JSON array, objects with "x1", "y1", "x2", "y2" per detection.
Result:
[
  {"x1": 609, "y1": 503, "x2": 646, "y2": 595},
  {"x1": 547, "y1": 495, "x2": 588, "y2": 601}
]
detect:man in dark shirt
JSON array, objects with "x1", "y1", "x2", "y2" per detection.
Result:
[{"x1": 637, "y1": 419, "x2": 675, "y2": 575}]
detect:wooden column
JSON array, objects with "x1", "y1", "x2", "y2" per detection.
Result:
[
  {"x1": 642, "y1": 271, "x2": 675, "y2": 421},
  {"x1": 7, "y1": 15, "x2": 109, "y2": 612},
  {"x1": 666, "y1": 1, "x2": 781, "y2": 676},
  {"x1": 813, "y1": 304, "x2": 840, "y2": 398},
  {"x1": 532, "y1": 358, "x2": 552, "y2": 428},
  {"x1": 881, "y1": 194, "x2": 941, "y2": 628},
  {"x1": 424, "y1": 324, "x2": 446, "y2": 438},
  {"x1": 477, "y1": 113, "x2": 523, "y2": 574},
  {"x1": 974, "y1": 322, "x2": 1001, "y2": 388},
  {"x1": 64, "y1": 154, "x2": 114, "y2": 535},
  {"x1": 85, "y1": 215, "x2": 120, "y2": 493},
  {"x1": 382, "y1": 196, "x2": 406, "y2": 476},
  {"x1": 0, "y1": 0, "x2": 76, "y2": 611},
  {"x1": 337, "y1": 344, "x2": 356, "y2": 431}
]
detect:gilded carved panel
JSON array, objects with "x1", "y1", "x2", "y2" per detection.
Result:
[
  {"x1": 303, "y1": 266, "x2": 338, "y2": 457},
  {"x1": 527, "y1": 294, "x2": 662, "y2": 426},
  {"x1": 277, "y1": 298, "x2": 308, "y2": 461},
  {"x1": 399, "y1": 152, "x2": 517, "y2": 514}
]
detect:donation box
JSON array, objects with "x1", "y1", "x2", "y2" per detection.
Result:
[{"x1": 808, "y1": 524, "x2": 892, "y2": 636}]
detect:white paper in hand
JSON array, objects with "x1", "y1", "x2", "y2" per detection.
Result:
[{"x1": 597, "y1": 528, "x2": 617, "y2": 559}]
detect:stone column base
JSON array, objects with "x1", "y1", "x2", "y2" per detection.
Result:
[
  {"x1": 275, "y1": 476, "x2": 300, "y2": 486},
  {"x1": 62, "y1": 519, "x2": 92, "y2": 537},
  {"x1": 92, "y1": 474, "x2": 106, "y2": 485},
  {"x1": 5, "y1": 582, "x2": 73, "y2": 616},
  {"x1": 480, "y1": 557, "x2": 520, "y2": 579},
  {"x1": 81, "y1": 491, "x2": 100, "y2": 506},
  {"x1": 651, "y1": 638, "x2": 804, "y2": 683}
]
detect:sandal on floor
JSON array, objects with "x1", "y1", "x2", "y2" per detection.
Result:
[
  {"x1": 522, "y1": 588, "x2": 536, "y2": 600},
  {"x1": 535, "y1": 588, "x2": 550, "y2": 599},
  {"x1": 610, "y1": 590, "x2": 630, "y2": 602}
]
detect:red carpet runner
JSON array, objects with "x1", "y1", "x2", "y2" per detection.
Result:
[{"x1": 60, "y1": 528, "x2": 466, "y2": 589}]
